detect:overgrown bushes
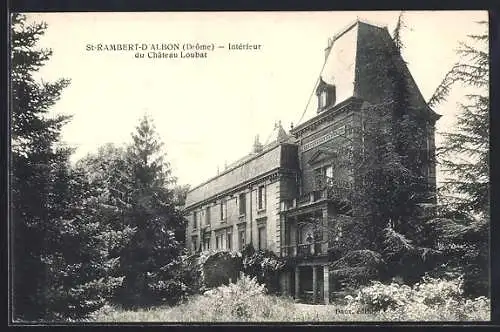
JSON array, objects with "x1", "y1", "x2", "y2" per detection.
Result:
[
  {"x1": 89, "y1": 275, "x2": 297, "y2": 322},
  {"x1": 329, "y1": 250, "x2": 386, "y2": 292},
  {"x1": 204, "y1": 251, "x2": 243, "y2": 288},
  {"x1": 88, "y1": 274, "x2": 489, "y2": 322},
  {"x1": 241, "y1": 245, "x2": 285, "y2": 294},
  {"x1": 344, "y1": 276, "x2": 490, "y2": 321}
]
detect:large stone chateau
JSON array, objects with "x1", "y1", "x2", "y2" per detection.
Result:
[{"x1": 184, "y1": 19, "x2": 440, "y2": 304}]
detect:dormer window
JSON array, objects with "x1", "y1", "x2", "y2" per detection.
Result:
[
  {"x1": 316, "y1": 77, "x2": 336, "y2": 113},
  {"x1": 319, "y1": 90, "x2": 328, "y2": 109}
]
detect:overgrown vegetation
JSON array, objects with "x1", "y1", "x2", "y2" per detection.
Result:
[
  {"x1": 345, "y1": 276, "x2": 489, "y2": 321},
  {"x1": 87, "y1": 274, "x2": 488, "y2": 322},
  {"x1": 241, "y1": 245, "x2": 285, "y2": 294},
  {"x1": 161, "y1": 247, "x2": 284, "y2": 301}
]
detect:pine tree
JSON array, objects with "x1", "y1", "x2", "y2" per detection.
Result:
[
  {"x1": 115, "y1": 115, "x2": 186, "y2": 306},
  {"x1": 11, "y1": 12, "x2": 71, "y2": 320},
  {"x1": 428, "y1": 22, "x2": 489, "y2": 219},
  {"x1": 426, "y1": 21, "x2": 489, "y2": 297},
  {"x1": 11, "y1": 14, "x2": 130, "y2": 320}
]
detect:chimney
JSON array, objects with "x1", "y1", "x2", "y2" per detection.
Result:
[{"x1": 253, "y1": 135, "x2": 263, "y2": 154}]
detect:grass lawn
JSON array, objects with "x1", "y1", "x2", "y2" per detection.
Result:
[
  {"x1": 86, "y1": 301, "x2": 387, "y2": 322},
  {"x1": 83, "y1": 277, "x2": 490, "y2": 322}
]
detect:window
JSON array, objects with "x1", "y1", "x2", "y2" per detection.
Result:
[
  {"x1": 216, "y1": 234, "x2": 221, "y2": 249},
  {"x1": 193, "y1": 211, "x2": 198, "y2": 229},
  {"x1": 239, "y1": 193, "x2": 246, "y2": 216},
  {"x1": 316, "y1": 165, "x2": 334, "y2": 188},
  {"x1": 239, "y1": 230, "x2": 246, "y2": 250},
  {"x1": 227, "y1": 231, "x2": 232, "y2": 250},
  {"x1": 258, "y1": 186, "x2": 266, "y2": 210},
  {"x1": 220, "y1": 200, "x2": 226, "y2": 221},
  {"x1": 205, "y1": 206, "x2": 211, "y2": 225},
  {"x1": 319, "y1": 90, "x2": 327, "y2": 108},
  {"x1": 191, "y1": 236, "x2": 197, "y2": 252},
  {"x1": 325, "y1": 165, "x2": 333, "y2": 180},
  {"x1": 203, "y1": 235, "x2": 211, "y2": 251},
  {"x1": 258, "y1": 227, "x2": 267, "y2": 250},
  {"x1": 215, "y1": 232, "x2": 225, "y2": 250}
]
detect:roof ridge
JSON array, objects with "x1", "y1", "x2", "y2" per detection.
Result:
[
  {"x1": 356, "y1": 18, "x2": 388, "y2": 30},
  {"x1": 330, "y1": 19, "x2": 358, "y2": 43},
  {"x1": 330, "y1": 17, "x2": 387, "y2": 44}
]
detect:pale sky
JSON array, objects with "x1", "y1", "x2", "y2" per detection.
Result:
[{"x1": 26, "y1": 11, "x2": 488, "y2": 189}]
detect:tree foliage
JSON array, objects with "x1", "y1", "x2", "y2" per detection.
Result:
[
  {"x1": 392, "y1": 11, "x2": 408, "y2": 55},
  {"x1": 425, "y1": 22, "x2": 489, "y2": 297},
  {"x1": 11, "y1": 13, "x2": 132, "y2": 320},
  {"x1": 429, "y1": 22, "x2": 489, "y2": 219},
  {"x1": 241, "y1": 245, "x2": 285, "y2": 295},
  {"x1": 423, "y1": 22, "x2": 490, "y2": 298},
  {"x1": 107, "y1": 115, "x2": 187, "y2": 307}
]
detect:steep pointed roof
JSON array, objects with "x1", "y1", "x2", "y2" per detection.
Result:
[{"x1": 317, "y1": 19, "x2": 440, "y2": 121}]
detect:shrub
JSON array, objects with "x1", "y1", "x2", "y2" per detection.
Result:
[
  {"x1": 345, "y1": 280, "x2": 413, "y2": 312},
  {"x1": 203, "y1": 251, "x2": 242, "y2": 289},
  {"x1": 170, "y1": 274, "x2": 296, "y2": 322},
  {"x1": 241, "y1": 245, "x2": 285, "y2": 294},
  {"x1": 426, "y1": 217, "x2": 489, "y2": 298},
  {"x1": 202, "y1": 274, "x2": 267, "y2": 319},
  {"x1": 174, "y1": 250, "x2": 242, "y2": 297},
  {"x1": 178, "y1": 253, "x2": 204, "y2": 294},
  {"x1": 330, "y1": 250, "x2": 386, "y2": 292},
  {"x1": 344, "y1": 275, "x2": 490, "y2": 321}
]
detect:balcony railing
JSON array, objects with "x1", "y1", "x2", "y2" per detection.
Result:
[
  {"x1": 317, "y1": 175, "x2": 352, "y2": 190},
  {"x1": 281, "y1": 187, "x2": 352, "y2": 213},
  {"x1": 280, "y1": 241, "x2": 325, "y2": 257},
  {"x1": 326, "y1": 185, "x2": 352, "y2": 202},
  {"x1": 297, "y1": 193, "x2": 312, "y2": 205}
]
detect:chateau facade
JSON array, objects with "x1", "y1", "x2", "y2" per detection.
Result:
[{"x1": 184, "y1": 20, "x2": 440, "y2": 304}]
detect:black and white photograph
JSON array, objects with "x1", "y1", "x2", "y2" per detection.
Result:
[{"x1": 9, "y1": 10, "x2": 490, "y2": 323}]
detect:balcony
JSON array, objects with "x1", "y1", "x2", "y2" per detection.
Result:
[
  {"x1": 280, "y1": 241, "x2": 326, "y2": 257},
  {"x1": 318, "y1": 176, "x2": 353, "y2": 201},
  {"x1": 281, "y1": 178, "x2": 352, "y2": 212}
]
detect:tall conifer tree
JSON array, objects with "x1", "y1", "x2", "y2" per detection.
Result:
[
  {"x1": 426, "y1": 21, "x2": 489, "y2": 297},
  {"x1": 115, "y1": 115, "x2": 186, "y2": 306},
  {"x1": 11, "y1": 14, "x2": 130, "y2": 320}
]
